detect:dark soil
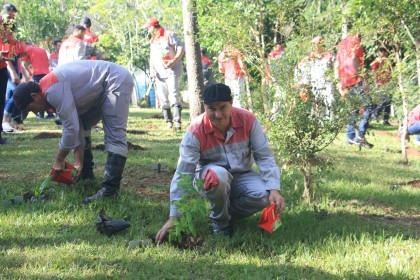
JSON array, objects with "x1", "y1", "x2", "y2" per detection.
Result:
[
  {"x1": 150, "y1": 114, "x2": 163, "y2": 119},
  {"x1": 127, "y1": 130, "x2": 147, "y2": 135},
  {"x1": 147, "y1": 234, "x2": 204, "y2": 249},
  {"x1": 34, "y1": 132, "x2": 61, "y2": 139}
]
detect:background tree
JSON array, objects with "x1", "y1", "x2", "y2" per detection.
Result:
[{"x1": 182, "y1": 0, "x2": 204, "y2": 119}]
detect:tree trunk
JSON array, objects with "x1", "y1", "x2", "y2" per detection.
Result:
[
  {"x1": 302, "y1": 162, "x2": 313, "y2": 203},
  {"x1": 395, "y1": 48, "x2": 408, "y2": 164},
  {"x1": 182, "y1": 0, "x2": 204, "y2": 120},
  {"x1": 340, "y1": 0, "x2": 347, "y2": 38}
]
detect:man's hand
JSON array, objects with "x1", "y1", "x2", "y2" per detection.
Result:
[
  {"x1": 164, "y1": 59, "x2": 176, "y2": 69},
  {"x1": 53, "y1": 149, "x2": 69, "y2": 171},
  {"x1": 269, "y1": 190, "x2": 285, "y2": 214},
  {"x1": 0, "y1": 51, "x2": 9, "y2": 62},
  {"x1": 155, "y1": 217, "x2": 176, "y2": 243}
]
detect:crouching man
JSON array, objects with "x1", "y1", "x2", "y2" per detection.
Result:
[
  {"x1": 156, "y1": 83, "x2": 285, "y2": 242},
  {"x1": 13, "y1": 60, "x2": 134, "y2": 204}
]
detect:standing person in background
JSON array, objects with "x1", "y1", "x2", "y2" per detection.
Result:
[
  {"x1": 22, "y1": 41, "x2": 54, "y2": 119},
  {"x1": 81, "y1": 17, "x2": 98, "y2": 44},
  {"x1": 58, "y1": 25, "x2": 92, "y2": 66},
  {"x1": 371, "y1": 47, "x2": 393, "y2": 126},
  {"x1": 143, "y1": 17, "x2": 184, "y2": 130},
  {"x1": 2, "y1": 3, "x2": 23, "y2": 134},
  {"x1": 218, "y1": 45, "x2": 249, "y2": 108},
  {"x1": 0, "y1": 3, "x2": 17, "y2": 143},
  {"x1": 201, "y1": 48, "x2": 216, "y2": 89},
  {"x1": 49, "y1": 39, "x2": 61, "y2": 70},
  {"x1": 335, "y1": 34, "x2": 374, "y2": 148}
]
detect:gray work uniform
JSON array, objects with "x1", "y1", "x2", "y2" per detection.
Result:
[
  {"x1": 149, "y1": 30, "x2": 184, "y2": 109},
  {"x1": 42, "y1": 60, "x2": 134, "y2": 157},
  {"x1": 169, "y1": 107, "x2": 281, "y2": 227}
]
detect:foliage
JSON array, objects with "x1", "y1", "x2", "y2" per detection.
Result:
[
  {"x1": 258, "y1": 39, "x2": 352, "y2": 202},
  {"x1": 169, "y1": 174, "x2": 207, "y2": 243},
  {"x1": 10, "y1": 0, "x2": 88, "y2": 48}
]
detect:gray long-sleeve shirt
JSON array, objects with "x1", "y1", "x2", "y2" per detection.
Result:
[{"x1": 39, "y1": 60, "x2": 132, "y2": 151}]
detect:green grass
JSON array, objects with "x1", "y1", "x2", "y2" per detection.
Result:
[{"x1": 1, "y1": 108, "x2": 419, "y2": 279}]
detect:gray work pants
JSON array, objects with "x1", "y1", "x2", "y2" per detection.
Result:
[{"x1": 198, "y1": 164, "x2": 270, "y2": 227}]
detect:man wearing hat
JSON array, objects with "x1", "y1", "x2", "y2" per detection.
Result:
[
  {"x1": 143, "y1": 17, "x2": 184, "y2": 129},
  {"x1": 13, "y1": 60, "x2": 134, "y2": 204},
  {"x1": 155, "y1": 83, "x2": 285, "y2": 241}
]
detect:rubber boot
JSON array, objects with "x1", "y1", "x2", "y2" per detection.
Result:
[
  {"x1": 162, "y1": 108, "x2": 173, "y2": 128},
  {"x1": 80, "y1": 137, "x2": 95, "y2": 180},
  {"x1": 172, "y1": 104, "x2": 182, "y2": 130},
  {"x1": 83, "y1": 152, "x2": 127, "y2": 204}
]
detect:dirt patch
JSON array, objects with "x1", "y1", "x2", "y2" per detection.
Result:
[
  {"x1": 390, "y1": 180, "x2": 420, "y2": 188},
  {"x1": 150, "y1": 114, "x2": 163, "y2": 119},
  {"x1": 406, "y1": 147, "x2": 420, "y2": 157},
  {"x1": 361, "y1": 213, "x2": 420, "y2": 232},
  {"x1": 33, "y1": 132, "x2": 61, "y2": 139},
  {"x1": 93, "y1": 141, "x2": 145, "y2": 151},
  {"x1": 127, "y1": 130, "x2": 146, "y2": 135}
]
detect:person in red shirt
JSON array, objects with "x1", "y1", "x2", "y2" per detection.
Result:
[
  {"x1": 218, "y1": 45, "x2": 249, "y2": 108},
  {"x1": 22, "y1": 42, "x2": 54, "y2": 118},
  {"x1": 81, "y1": 17, "x2": 98, "y2": 44},
  {"x1": 201, "y1": 48, "x2": 215, "y2": 88},
  {"x1": 49, "y1": 39, "x2": 61, "y2": 70},
  {"x1": 371, "y1": 47, "x2": 393, "y2": 125},
  {"x1": 335, "y1": 34, "x2": 374, "y2": 148}
]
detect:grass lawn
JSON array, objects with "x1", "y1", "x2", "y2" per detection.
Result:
[{"x1": 1, "y1": 107, "x2": 419, "y2": 279}]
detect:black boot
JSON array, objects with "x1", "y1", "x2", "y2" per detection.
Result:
[
  {"x1": 83, "y1": 152, "x2": 127, "y2": 204},
  {"x1": 162, "y1": 108, "x2": 173, "y2": 128},
  {"x1": 81, "y1": 137, "x2": 95, "y2": 179},
  {"x1": 172, "y1": 104, "x2": 182, "y2": 130}
]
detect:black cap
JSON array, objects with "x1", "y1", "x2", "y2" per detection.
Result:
[
  {"x1": 203, "y1": 83, "x2": 232, "y2": 104},
  {"x1": 13, "y1": 82, "x2": 40, "y2": 120}
]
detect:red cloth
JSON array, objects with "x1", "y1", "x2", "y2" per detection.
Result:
[
  {"x1": 336, "y1": 35, "x2": 364, "y2": 87},
  {"x1": 39, "y1": 72, "x2": 59, "y2": 113},
  {"x1": 218, "y1": 48, "x2": 244, "y2": 80},
  {"x1": 258, "y1": 204, "x2": 281, "y2": 233},
  {"x1": 22, "y1": 45, "x2": 50, "y2": 75},
  {"x1": 408, "y1": 104, "x2": 420, "y2": 126},
  {"x1": 203, "y1": 169, "x2": 219, "y2": 191}
]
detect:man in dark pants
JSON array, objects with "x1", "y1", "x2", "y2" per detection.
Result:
[{"x1": 13, "y1": 60, "x2": 134, "y2": 203}]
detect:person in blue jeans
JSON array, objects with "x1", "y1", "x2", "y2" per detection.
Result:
[
  {"x1": 407, "y1": 104, "x2": 420, "y2": 146},
  {"x1": 346, "y1": 81, "x2": 374, "y2": 148},
  {"x1": 2, "y1": 56, "x2": 23, "y2": 133}
]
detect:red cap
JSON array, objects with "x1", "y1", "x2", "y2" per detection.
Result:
[{"x1": 142, "y1": 18, "x2": 160, "y2": 28}]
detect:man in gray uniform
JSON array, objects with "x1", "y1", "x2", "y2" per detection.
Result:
[
  {"x1": 143, "y1": 18, "x2": 184, "y2": 129},
  {"x1": 13, "y1": 60, "x2": 134, "y2": 203}
]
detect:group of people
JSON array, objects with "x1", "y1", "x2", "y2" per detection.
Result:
[
  {"x1": 0, "y1": 3, "x2": 99, "y2": 139},
  {"x1": 1, "y1": 13, "x2": 418, "y2": 243}
]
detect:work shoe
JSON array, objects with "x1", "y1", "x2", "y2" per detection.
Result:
[
  {"x1": 347, "y1": 138, "x2": 360, "y2": 146},
  {"x1": 174, "y1": 122, "x2": 182, "y2": 130},
  {"x1": 0, "y1": 137, "x2": 6, "y2": 144},
  {"x1": 2, "y1": 122, "x2": 22, "y2": 134},
  {"x1": 211, "y1": 223, "x2": 232, "y2": 237},
  {"x1": 166, "y1": 121, "x2": 173, "y2": 129},
  {"x1": 83, "y1": 187, "x2": 117, "y2": 204},
  {"x1": 383, "y1": 120, "x2": 391, "y2": 126},
  {"x1": 357, "y1": 137, "x2": 374, "y2": 149},
  {"x1": 55, "y1": 117, "x2": 62, "y2": 125}
]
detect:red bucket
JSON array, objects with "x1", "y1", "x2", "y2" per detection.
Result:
[
  {"x1": 258, "y1": 204, "x2": 282, "y2": 233},
  {"x1": 50, "y1": 162, "x2": 78, "y2": 184}
]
